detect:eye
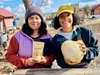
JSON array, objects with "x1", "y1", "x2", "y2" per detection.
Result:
[
  {"x1": 67, "y1": 14, "x2": 70, "y2": 17},
  {"x1": 29, "y1": 16, "x2": 34, "y2": 20},
  {"x1": 59, "y1": 15, "x2": 64, "y2": 19},
  {"x1": 35, "y1": 17, "x2": 39, "y2": 20}
]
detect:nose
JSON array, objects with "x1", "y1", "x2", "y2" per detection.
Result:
[
  {"x1": 33, "y1": 18, "x2": 37, "y2": 22},
  {"x1": 64, "y1": 16, "x2": 69, "y2": 20}
]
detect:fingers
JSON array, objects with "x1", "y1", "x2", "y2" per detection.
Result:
[
  {"x1": 76, "y1": 41, "x2": 87, "y2": 56},
  {"x1": 36, "y1": 56, "x2": 46, "y2": 64},
  {"x1": 28, "y1": 58, "x2": 36, "y2": 66},
  {"x1": 28, "y1": 56, "x2": 47, "y2": 66}
]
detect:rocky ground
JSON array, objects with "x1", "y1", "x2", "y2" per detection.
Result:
[{"x1": 0, "y1": 19, "x2": 100, "y2": 75}]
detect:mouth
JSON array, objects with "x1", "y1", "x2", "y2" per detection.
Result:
[
  {"x1": 62, "y1": 21, "x2": 69, "y2": 25},
  {"x1": 31, "y1": 23, "x2": 38, "y2": 26}
]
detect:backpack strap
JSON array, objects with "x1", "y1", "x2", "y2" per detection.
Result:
[
  {"x1": 77, "y1": 34, "x2": 82, "y2": 40},
  {"x1": 77, "y1": 26, "x2": 82, "y2": 40}
]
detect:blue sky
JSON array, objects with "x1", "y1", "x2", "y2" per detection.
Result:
[{"x1": 0, "y1": 0, "x2": 100, "y2": 17}]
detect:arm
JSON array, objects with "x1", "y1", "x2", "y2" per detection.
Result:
[
  {"x1": 43, "y1": 50, "x2": 55, "y2": 66},
  {"x1": 40, "y1": 33, "x2": 55, "y2": 66},
  {"x1": 37, "y1": 43, "x2": 55, "y2": 66},
  {"x1": 84, "y1": 30, "x2": 99, "y2": 60},
  {"x1": 5, "y1": 36, "x2": 29, "y2": 68}
]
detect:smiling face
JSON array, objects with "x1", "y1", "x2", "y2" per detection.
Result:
[
  {"x1": 59, "y1": 12, "x2": 73, "y2": 32},
  {"x1": 28, "y1": 14, "x2": 41, "y2": 31}
]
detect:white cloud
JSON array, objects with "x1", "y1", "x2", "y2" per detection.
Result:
[
  {"x1": 43, "y1": 0, "x2": 54, "y2": 6},
  {"x1": 41, "y1": 4, "x2": 56, "y2": 13},
  {"x1": 79, "y1": 0, "x2": 100, "y2": 8},
  {"x1": 33, "y1": 0, "x2": 53, "y2": 6},
  {"x1": 40, "y1": 0, "x2": 55, "y2": 13},
  {"x1": 5, "y1": 6, "x2": 12, "y2": 12},
  {"x1": 1, "y1": 4, "x2": 25, "y2": 17},
  {"x1": 1, "y1": 0, "x2": 99, "y2": 17},
  {"x1": 46, "y1": 0, "x2": 54, "y2": 5},
  {"x1": 32, "y1": 0, "x2": 54, "y2": 13},
  {"x1": 0, "y1": 0, "x2": 13, "y2": 4},
  {"x1": 12, "y1": 4, "x2": 25, "y2": 17},
  {"x1": 2, "y1": 0, "x2": 54, "y2": 17}
]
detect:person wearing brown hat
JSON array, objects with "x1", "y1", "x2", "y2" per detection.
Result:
[
  {"x1": 5, "y1": 5, "x2": 55, "y2": 68},
  {"x1": 52, "y1": 4, "x2": 99, "y2": 68}
]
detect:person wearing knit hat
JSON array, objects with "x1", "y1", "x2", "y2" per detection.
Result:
[
  {"x1": 52, "y1": 4, "x2": 99, "y2": 68},
  {"x1": 5, "y1": 5, "x2": 55, "y2": 69},
  {"x1": 25, "y1": 5, "x2": 44, "y2": 21}
]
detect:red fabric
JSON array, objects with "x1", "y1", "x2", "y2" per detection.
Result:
[{"x1": 5, "y1": 36, "x2": 54, "y2": 68}]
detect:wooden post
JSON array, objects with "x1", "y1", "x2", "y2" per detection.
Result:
[{"x1": 0, "y1": 20, "x2": 3, "y2": 32}]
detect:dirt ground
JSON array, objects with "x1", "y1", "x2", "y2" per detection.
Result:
[{"x1": 0, "y1": 19, "x2": 100, "y2": 74}]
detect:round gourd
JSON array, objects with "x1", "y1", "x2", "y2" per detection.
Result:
[{"x1": 61, "y1": 40, "x2": 83, "y2": 65}]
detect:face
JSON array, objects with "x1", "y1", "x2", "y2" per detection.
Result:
[
  {"x1": 28, "y1": 14, "x2": 41, "y2": 31},
  {"x1": 59, "y1": 12, "x2": 73, "y2": 32}
]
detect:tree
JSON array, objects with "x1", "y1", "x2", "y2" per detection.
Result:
[
  {"x1": 22, "y1": 0, "x2": 33, "y2": 10},
  {"x1": 22, "y1": 0, "x2": 48, "y2": 10},
  {"x1": 39, "y1": 0, "x2": 46, "y2": 7},
  {"x1": 83, "y1": 5, "x2": 91, "y2": 16}
]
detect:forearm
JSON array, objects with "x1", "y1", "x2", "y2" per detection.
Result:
[
  {"x1": 44, "y1": 54, "x2": 55, "y2": 66},
  {"x1": 5, "y1": 52, "x2": 29, "y2": 68},
  {"x1": 84, "y1": 47, "x2": 99, "y2": 60},
  {"x1": 84, "y1": 30, "x2": 99, "y2": 60},
  {"x1": 5, "y1": 36, "x2": 29, "y2": 68}
]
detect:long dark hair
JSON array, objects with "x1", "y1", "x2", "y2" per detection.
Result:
[
  {"x1": 53, "y1": 13, "x2": 80, "y2": 29},
  {"x1": 22, "y1": 16, "x2": 47, "y2": 36}
]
